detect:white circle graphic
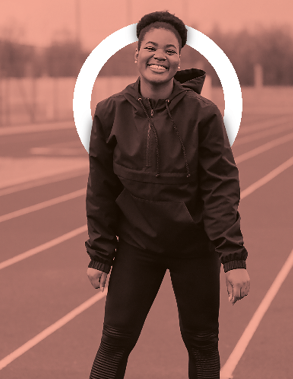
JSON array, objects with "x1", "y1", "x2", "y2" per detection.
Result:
[{"x1": 73, "y1": 24, "x2": 242, "y2": 152}]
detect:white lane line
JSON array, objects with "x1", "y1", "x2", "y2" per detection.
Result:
[
  {"x1": 0, "y1": 159, "x2": 88, "y2": 191},
  {"x1": 1, "y1": 156, "x2": 293, "y2": 271},
  {"x1": 0, "y1": 121, "x2": 74, "y2": 136},
  {"x1": 235, "y1": 122, "x2": 292, "y2": 145},
  {"x1": 1, "y1": 129, "x2": 292, "y2": 222},
  {"x1": 30, "y1": 147, "x2": 84, "y2": 156},
  {"x1": 0, "y1": 225, "x2": 87, "y2": 270},
  {"x1": 0, "y1": 168, "x2": 87, "y2": 197},
  {"x1": 220, "y1": 156, "x2": 293, "y2": 378},
  {"x1": 240, "y1": 156, "x2": 293, "y2": 199},
  {"x1": 0, "y1": 290, "x2": 108, "y2": 371},
  {"x1": 0, "y1": 156, "x2": 293, "y2": 370},
  {"x1": 220, "y1": 249, "x2": 293, "y2": 379},
  {"x1": 235, "y1": 132, "x2": 293, "y2": 164},
  {"x1": 239, "y1": 116, "x2": 291, "y2": 135},
  {"x1": 0, "y1": 188, "x2": 85, "y2": 223}
]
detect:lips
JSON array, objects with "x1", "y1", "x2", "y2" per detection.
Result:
[{"x1": 147, "y1": 64, "x2": 169, "y2": 72}]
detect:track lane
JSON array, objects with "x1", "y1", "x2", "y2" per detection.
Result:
[
  {"x1": 0, "y1": 196, "x2": 86, "y2": 262},
  {"x1": 0, "y1": 172, "x2": 87, "y2": 216},
  {"x1": 1, "y1": 113, "x2": 293, "y2": 378},
  {"x1": 0, "y1": 189, "x2": 85, "y2": 223},
  {"x1": 0, "y1": 151, "x2": 290, "y2": 378},
  {"x1": 219, "y1": 161, "x2": 293, "y2": 374},
  {"x1": 1, "y1": 126, "x2": 292, "y2": 222},
  {"x1": 0, "y1": 232, "x2": 91, "y2": 360},
  {"x1": 233, "y1": 252, "x2": 293, "y2": 379}
]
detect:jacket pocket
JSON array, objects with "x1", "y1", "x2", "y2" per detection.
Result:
[{"x1": 115, "y1": 188, "x2": 199, "y2": 253}]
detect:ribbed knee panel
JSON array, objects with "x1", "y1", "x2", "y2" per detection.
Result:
[
  {"x1": 89, "y1": 324, "x2": 138, "y2": 379},
  {"x1": 181, "y1": 330, "x2": 220, "y2": 379}
]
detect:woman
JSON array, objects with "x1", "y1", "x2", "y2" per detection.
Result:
[{"x1": 85, "y1": 11, "x2": 250, "y2": 379}]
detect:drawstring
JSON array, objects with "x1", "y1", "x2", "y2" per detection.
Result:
[
  {"x1": 165, "y1": 100, "x2": 191, "y2": 178},
  {"x1": 138, "y1": 98, "x2": 161, "y2": 177},
  {"x1": 137, "y1": 97, "x2": 191, "y2": 179}
]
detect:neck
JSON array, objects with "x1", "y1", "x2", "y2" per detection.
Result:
[{"x1": 139, "y1": 77, "x2": 174, "y2": 100}]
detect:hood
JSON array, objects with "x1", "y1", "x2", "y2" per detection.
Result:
[
  {"x1": 122, "y1": 68, "x2": 206, "y2": 113},
  {"x1": 174, "y1": 68, "x2": 206, "y2": 94}
]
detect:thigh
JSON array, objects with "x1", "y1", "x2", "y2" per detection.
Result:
[
  {"x1": 169, "y1": 251, "x2": 221, "y2": 332},
  {"x1": 104, "y1": 240, "x2": 166, "y2": 333}
]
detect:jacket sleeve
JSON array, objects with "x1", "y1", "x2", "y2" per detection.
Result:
[
  {"x1": 198, "y1": 103, "x2": 248, "y2": 272},
  {"x1": 85, "y1": 103, "x2": 122, "y2": 274}
]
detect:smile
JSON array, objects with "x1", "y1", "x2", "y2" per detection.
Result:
[{"x1": 147, "y1": 64, "x2": 168, "y2": 72}]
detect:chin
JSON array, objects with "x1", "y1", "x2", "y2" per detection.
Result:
[{"x1": 145, "y1": 73, "x2": 174, "y2": 85}]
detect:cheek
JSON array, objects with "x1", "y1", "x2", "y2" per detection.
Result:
[
  {"x1": 170, "y1": 58, "x2": 180, "y2": 70},
  {"x1": 137, "y1": 59, "x2": 147, "y2": 72},
  {"x1": 137, "y1": 54, "x2": 149, "y2": 67}
]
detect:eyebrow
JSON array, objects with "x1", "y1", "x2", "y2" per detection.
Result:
[{"x1": 145, "y1": 41, "x2": 178, "y2": 49}]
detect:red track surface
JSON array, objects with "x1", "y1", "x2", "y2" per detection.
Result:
[{"x1": 0, "y1": 109, "x2": 292, "y2": 378}]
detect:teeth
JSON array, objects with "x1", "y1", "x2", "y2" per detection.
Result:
[{"x1": 149, "y1": 64, "x2": 167, "y2": 70}]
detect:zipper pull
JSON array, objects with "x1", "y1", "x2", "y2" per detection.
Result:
[{"x1": 151, "y1": 109, "x2": 154, "y2": 117}]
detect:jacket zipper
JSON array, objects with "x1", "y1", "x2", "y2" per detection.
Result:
[
  {"x1": 146, "y1": 123, "x2": 151, "y2": 167},
  {"x1": 146, "y1": 102, "x2": 154, "y2": 168}
]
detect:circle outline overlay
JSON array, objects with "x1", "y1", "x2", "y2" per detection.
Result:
[{"x1": 73, "y1": 24, "x2": 242, "y2": 152}]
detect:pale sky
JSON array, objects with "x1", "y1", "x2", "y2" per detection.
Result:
[{"x1": 0, "y1": 0, "x2": 292, "y2": 50}]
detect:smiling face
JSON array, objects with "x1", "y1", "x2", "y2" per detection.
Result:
[{"x1": 135, "y1": 27, "x2": 180, "y2": 97}]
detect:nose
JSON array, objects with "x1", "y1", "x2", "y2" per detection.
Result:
[{"x1": 153, "y1": 49, "x2": 166, "y2": 60}]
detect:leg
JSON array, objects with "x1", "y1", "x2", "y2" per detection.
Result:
[
  {"x1": 169, "y1": 250, "x2": 221, "y2": 379},
  {"x1": 90, "y1": 240, "x2": 166, "y2": 379}
]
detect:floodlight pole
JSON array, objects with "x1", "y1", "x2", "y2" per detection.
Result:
[
  {"x1": 75, "y1": 0, "x2": 81, "y2": 47},
  {"x1": 75, "y1": 0, "x2": 81, "y2": 71}
]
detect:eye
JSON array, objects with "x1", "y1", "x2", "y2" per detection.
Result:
[
  {"x1": 166, "y1": 50, "x2": 176, "y2": 55},
  {"x1": 145, "y1": 46, "x2": 155, "y2": 51}
]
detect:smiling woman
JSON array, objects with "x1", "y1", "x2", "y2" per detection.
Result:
[
  {"x1": 134, "y1": 15, "x2": 186, "y2": 100},
  {"x1": 135, "y1": 28, "x2": 181, "y2": 99},
  {"x1": 85, "y1": 10, "x2": 250, "y2": 379}
]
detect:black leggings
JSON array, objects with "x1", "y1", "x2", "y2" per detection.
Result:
[{"x1": 89, "y1": 240, "x2": 221, "y2": 379}]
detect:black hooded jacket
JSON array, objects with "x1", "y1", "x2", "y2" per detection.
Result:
[{"x1": 85, "y1": 68, "x2": 248, "y2": 273}]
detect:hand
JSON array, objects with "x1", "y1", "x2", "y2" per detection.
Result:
[
  {"x1": 87, "y1": 268, "x2": 108, "y2": 291},
  {"x1": 225, "y1": 268, "x2": 250, "y2": 305}
]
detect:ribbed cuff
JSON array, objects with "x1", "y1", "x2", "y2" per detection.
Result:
[
  {"x1": 223, "y1": 260, "x2": 246, "y2": 273},
  {"x1": 88, "y1": 260, "x2": 111, "y2": 274}
]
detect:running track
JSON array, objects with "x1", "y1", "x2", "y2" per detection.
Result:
[{"x1": 0, "y1": 108, "x2": 293, "y2": 379}]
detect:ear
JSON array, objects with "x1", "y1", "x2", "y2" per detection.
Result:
[{"x1": 134, "y1": 49, "x2": 139, "y2": 63}]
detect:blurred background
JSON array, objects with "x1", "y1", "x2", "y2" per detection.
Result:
[{"x1": 0, "y1": 0, "x2": 292, "y2": 125}]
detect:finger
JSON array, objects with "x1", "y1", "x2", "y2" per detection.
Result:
[
  {"x1": 225, "y1": 277, "x2": 233, "y2": 302},
  {"x1": 239, "y1": 282, "x2": 250, "y2": 298},
  {"x1": 232, "y1": 285, "x2": 241, "y2": 305},
  {"x1": 227, "y1": 283, "x2": 233, "y2": 302},
  {"x1": 93, "y1": 281, "x2": 100, "y2": 290},
  {"x1": 100, "y1": 273, "x2": 108, "y2": 292},
  {"x1": 91, "y1": 276, "x2": 101, "y2": 290}
]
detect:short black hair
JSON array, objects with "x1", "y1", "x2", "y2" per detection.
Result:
[{"x1": 136, "y1": 11, "x2": 187, "y2": 51}]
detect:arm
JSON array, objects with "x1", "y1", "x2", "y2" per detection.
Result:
[
  {"x1": 85, "y1": 103, "x2": 122, "y2": 275},
  {"x1": 198, "y1": 104, "x2": 250, "y2": 303},
  {"x1": 198, "y1": 104, "x2": 248, "y2": 267}
]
